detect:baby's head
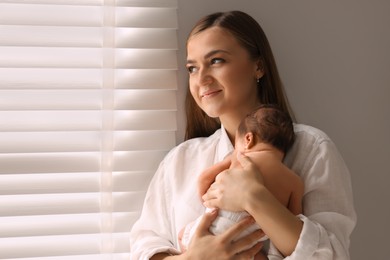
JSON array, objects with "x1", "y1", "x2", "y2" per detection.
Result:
[{"x1": 236, "y1": 104, "x2": 295, "y2": 154}]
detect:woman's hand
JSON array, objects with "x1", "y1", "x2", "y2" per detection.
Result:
[
  {"x1": 202, "y1": 153, "x2": 264, "y2": 211},
  {"x1": 182, "y1": 208, "x2": 265, "y2": 260},
  {"x1": 197, "y1": 155, "x2": 232, "y2": 200}
]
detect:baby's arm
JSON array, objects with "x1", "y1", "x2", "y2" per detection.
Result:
[
  {"x1": 287, "y1": 172, "x2": 304, "y2": 215},
  {"x1": 197, "y1": 155, "x2": 232, "y2": 200}
]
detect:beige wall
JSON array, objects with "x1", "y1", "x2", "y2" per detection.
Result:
[{"x1": 176, "y1": 1, "x2": 390, "y2": 259}]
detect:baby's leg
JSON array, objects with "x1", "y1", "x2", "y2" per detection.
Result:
[
  {"x1": 177, "y1": 226, "x2": 186, "y2": 252},
  {"x1": 179, "y1": 217, "x2": 201, "y2": 252}
]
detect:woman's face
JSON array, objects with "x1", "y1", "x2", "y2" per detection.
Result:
[{"x1": 186, "y1": 27, "x2": 263, "y2": 123}]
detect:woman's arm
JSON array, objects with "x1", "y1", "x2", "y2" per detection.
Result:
[
  {"x1": 130, "y1": 160, "x2": 181, "y2": 259},
  {"x1": 245, "y1": 181, "x2": 303, "y2": 257}
]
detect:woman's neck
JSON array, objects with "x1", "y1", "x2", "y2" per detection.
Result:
[
  {"x1": 220, "y1": 103, "x2": 262, "y2": 143},
  {"x1": 220, "y1": 118, "x2": 240, "y2": 144}
]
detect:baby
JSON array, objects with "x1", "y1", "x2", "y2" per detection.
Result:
[{"x1": 179, "y1": 104, "x2": 304, "y2": 258}]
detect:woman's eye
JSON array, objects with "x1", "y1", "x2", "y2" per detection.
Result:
[
  {"x1": 211, "y1": 58, "x2": 224, "y2": 65},
  {"x1": 187, "y1": 66, "x2": 197, "y2": 74}
]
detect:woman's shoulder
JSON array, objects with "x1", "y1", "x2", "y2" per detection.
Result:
[
  {"x1": 165, "y1": 129, "x2": 222, "y2": 160},
  {"x1": 285, "y1": 123, "x2": 339, "y2": 173},
  {"x1": 293, "y1": 123, "x2": 331, "y2": 144},
  {"x1": 157, "y1": 129, "x2": 223, "y2": 183}
]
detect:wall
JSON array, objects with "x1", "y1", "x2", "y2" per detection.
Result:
[{"x1": 176, "y1": 1, "x2": 390, "y2": 259}]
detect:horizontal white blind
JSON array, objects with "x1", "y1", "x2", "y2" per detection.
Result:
[{"x1": 0, "y1": 0, "x2": 178, "y2": 259}]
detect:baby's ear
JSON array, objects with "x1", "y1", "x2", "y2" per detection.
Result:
[{"x1": 245, "y1": 132, "x2": 255, "y2": 149}]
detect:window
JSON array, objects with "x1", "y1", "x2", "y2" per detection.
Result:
[{"x1": 0, "y1": 0, "x2": 178, "y2": 259}]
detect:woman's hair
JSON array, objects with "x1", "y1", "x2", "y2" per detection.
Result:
[
  {"x1": 237, "y1": 104, "x2": 295, "y2": 154},
  {"x1": 185, "y1": 10, "x2": 294, "y2": 140}
]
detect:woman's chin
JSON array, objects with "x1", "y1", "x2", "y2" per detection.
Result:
[{"x1": 202, "y1": 107, "x2": 222, "y2": 118}]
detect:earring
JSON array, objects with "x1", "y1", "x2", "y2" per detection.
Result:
[{"x1": 257, "y1": 78, "x2": 260, "y2": 86}]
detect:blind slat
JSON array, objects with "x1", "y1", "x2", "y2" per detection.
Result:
[
  {"x1": 0, "y1": 193, "x2": 100, "y2": 217},
  {"x1": 0, "y1": 234, "x2": 101, "y2": 258},
  {"x1": 114, "y1": 131, "x2": 176, "y2": 151},
  {"x1": 0, "y1": 48, "x2": 178, "y2": 68},
  {"x1": 115, "y1": 89, "x2": 177, "y2": 110},
  {"x1": 0, "y1": 26, "x2": 178, "y2": 49},
  {"x1": 113, "y1": 191, "x2": 146, "y2": 212},
  {"x1": 0, "y1": 26, "x2": 102, "y2": 47},
  {"x1": 116, "y1": 28, "x2": 177, "y2": 48},
  {"x1": 116, "y1": 69, "x2": 177, "y2": 89},
  {"x1": 0, "y1": 131, "x2": 175, "y2": 153},
  {"x1": 0, "y1": 153, "x2": 100, "y2": 174},
  {"x1": 0, "y1": 132, "x2": 100, "y2": 153},
  {"x1": 0, "y1": 47, "x2": 102, "y2": 68},
  {"x1": 8, "y1": 253, "x2": 130, "y2": 260},
  {"x1": 0, "y1": 68, "x2": 102, "y2": 89},
  {"x1": 113, "y1": 171, "x2": 154, "y2": 191},
  {"x1": 115, "y1": 110, "x2": 177, "y2": 130},
  {"x1": 117, "y1": 0, "x2": 178, "y2": 7},
  {"x1": 116, "y1": 49, "x2": 177, "y2": 69},
  {"x1": 0, "y1": 172, "x2": 99, "y2": 195},
  {"x1": 0, "y1": 4, "x2": 103, "y2": 26},
  {"x1": 0, "y1": 90, "x2": 177, "y2": 110},
  {"x1": 0, "y1": 214, "x2": 101, "y2": 237},
  {"x1": 113, "y1": 150, "x2": 167, "y2": 171},
  {"x1": 0, "y1": 68, "x2": 178, "y2": 90},
  {"x1": 1, "y1": 212, "x2": 137, "y2": 237},
  {"x1": 0, "y1": 90, "x2": 102, "y2": 110},
  {"x1": 0, "y1": 111, "x2": 177, "y2": 131},
  {"x1": 0, "y1": 233, "x2": 131, "y2": 258},
  {"x1": 116, "y1": 7, "x2": 177, "y2": 28},
  {"x1": 0, "y1": 0, "x2": 103, "y2": 5},
  {"x1": 0, "y1": 111, "x2": 101, "y2": 131}
]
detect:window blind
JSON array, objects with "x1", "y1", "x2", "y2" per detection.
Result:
[{"x1": 0, "y1": 0, "x2": 178, "y2": 259}]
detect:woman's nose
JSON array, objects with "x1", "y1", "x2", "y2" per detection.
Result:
[{"x1": 198, "y1": 67, "x2": 213, "y2": 86}]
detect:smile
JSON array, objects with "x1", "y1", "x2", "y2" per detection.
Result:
[{"x1": 201, "y1": 89, "x2": 222, "y2": 98}]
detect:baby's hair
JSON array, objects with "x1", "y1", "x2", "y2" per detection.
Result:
[{"x1": 237, "y1": 104, "x2": 295, "y2": 154}]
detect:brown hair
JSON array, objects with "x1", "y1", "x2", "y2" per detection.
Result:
[
  {"x1": 237, "y1": 104, "x2": 295, "y2": 154},
  {"x1": 185, "y1": 11, "x2": 294, "y2": 140}
]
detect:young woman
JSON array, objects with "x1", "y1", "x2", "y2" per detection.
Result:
[{"x1": 130, "y1": 11, "x2": 356, "y2": 259}]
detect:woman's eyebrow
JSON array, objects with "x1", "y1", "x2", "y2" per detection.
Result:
[{"x1": 186, "y1": 49, "x2": 230, "y2": 64}]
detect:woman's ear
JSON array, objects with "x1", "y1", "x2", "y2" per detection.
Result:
[
  {"x1": 245, "y1": 132, "x2": 255, "y2": 149},
  {"x1": 255, "y1": 59, "x2": 265, "y2": 79}
]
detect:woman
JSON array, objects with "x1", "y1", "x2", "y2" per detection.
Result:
[{"x1": 130, "y1": 10, "x2": 356, "y2": 259}]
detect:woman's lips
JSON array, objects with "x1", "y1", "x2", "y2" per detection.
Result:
[{"x1": 201, "y1": 89, "x2": 222, "y2": 98}]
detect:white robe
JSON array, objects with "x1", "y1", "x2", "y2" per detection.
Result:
[{"x1": 130, "y1": 124, "x2": 357, "y2": 260}]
